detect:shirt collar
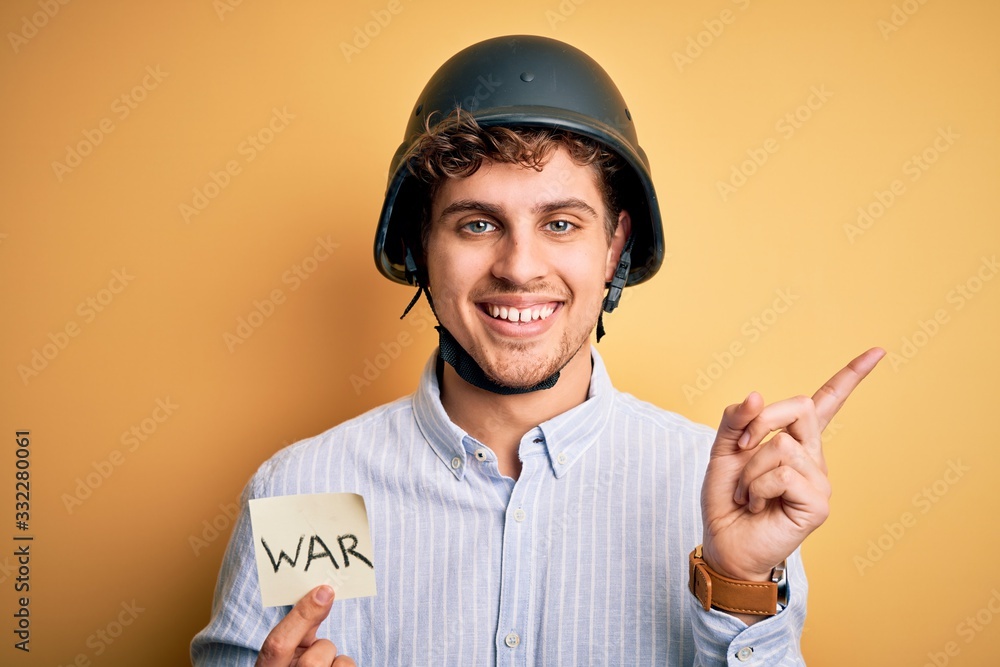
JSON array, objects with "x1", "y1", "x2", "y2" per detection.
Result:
[{"x1": 412, "y1": 347, "x2": 616, "y2": 480}]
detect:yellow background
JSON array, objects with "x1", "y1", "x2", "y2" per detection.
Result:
[{"x1": 2, "y1": 0, "x2": 998, "y2": 664}]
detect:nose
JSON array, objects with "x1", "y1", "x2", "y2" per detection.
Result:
[{"x1": 491, "y1": 229, "x2": 548, "y2": 286}]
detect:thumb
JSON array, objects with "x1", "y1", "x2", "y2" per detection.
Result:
[
  {"x1": 294, "y1": 585, "x2": 335, "y2": 639},
  {"x1": 711, "y1": 391, "x2": 764, "y2": 455},
  {"x1": 256, "y1": 586, "x2": 335, "y2": 666}
]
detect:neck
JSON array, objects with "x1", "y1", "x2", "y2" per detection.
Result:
[{"x1": 439, "y1": 343, "x2": 593, "y2": 480}]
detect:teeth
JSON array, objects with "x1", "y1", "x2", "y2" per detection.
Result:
[{"x1": 486, "y1": 304, "x2": 556, "y2": 323}]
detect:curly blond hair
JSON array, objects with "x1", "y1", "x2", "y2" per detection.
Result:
[{"x1": 403, "y1": 108, "x2": 626, "y2": 246}]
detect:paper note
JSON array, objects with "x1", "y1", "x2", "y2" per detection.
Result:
[{"x1": 249, "y1": 492, "x2": 377, "y2": 607}]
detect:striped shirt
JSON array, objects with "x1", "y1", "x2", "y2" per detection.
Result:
[{"x1": 192, "y1": 348, "x2": 807, "y2": 666}]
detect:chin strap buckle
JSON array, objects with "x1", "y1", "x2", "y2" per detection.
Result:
[
  {"x1": 602, "y1": 233, "x2": 634, "y2": 315},
  {"x1": 401, "y1": 245, "x2": 439, "y2": 320},
  {"x1": 400, "y1": 246, "x2": 430, "y2": 319},
  {"x1": 403, "y1": 246, "x2": 421, "y2": 286}
]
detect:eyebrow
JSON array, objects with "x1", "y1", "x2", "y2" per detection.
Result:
[
  {"x1": 437, "y1": 197, "x2": 599, "y2": 221},
  {"x1": 438, "y1": 199, "x2": 504, "y2": 220}
]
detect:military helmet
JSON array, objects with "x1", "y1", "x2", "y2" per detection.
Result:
[{"x1": 374, "y1": 34, "x2": 664, "y2": 288}]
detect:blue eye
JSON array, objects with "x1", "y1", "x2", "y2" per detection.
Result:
[
  {"x1": 465, "y1": 220, "x2": 496, "y2": 233},
  {"x1": 547, "y1": 220, "x2": 573, "y2": 232}
]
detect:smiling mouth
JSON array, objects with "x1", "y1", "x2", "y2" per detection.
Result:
[{"x1": 481, "y1": 303, "x2": 557, "y2": 323}]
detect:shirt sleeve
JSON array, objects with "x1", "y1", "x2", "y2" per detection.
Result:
[
  {"x1": 688, "y1": 548, "x2": 808, "y2": 667},
  {"x1": 191, "y1": 469, "x2": 289, "y2": 666}
]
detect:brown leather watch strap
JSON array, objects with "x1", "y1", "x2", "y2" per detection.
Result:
[{"x1": 688, "y1": 545, "x2": 782, "y2": 616}]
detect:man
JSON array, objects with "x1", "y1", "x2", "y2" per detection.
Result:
[{"x1": 192, "y1": 35, "x2": 882, "y2": 665}]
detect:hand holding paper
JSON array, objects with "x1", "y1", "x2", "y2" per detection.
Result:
[
  {"x1": 254, "y1": 585, "x2": 356, "y2": 667},
  {"x1": 249, "y1": 492, "x2": 377, "y2": 608}
]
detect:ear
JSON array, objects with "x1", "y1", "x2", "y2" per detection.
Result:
[{"x1": 605, "y1": 210, "x2": 632, "y2": 282}]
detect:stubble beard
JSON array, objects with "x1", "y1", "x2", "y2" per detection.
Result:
[
  {"x1": 466, "y1": 300, "x2": 601, "y2": 390},
  {"x1": 433, "y1": 276, "x2": 603, "y2": 389},
  {"x1": 470, "y1": 335, "x2": 578, "y2": 389}
]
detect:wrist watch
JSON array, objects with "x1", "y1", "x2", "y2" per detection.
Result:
[{"x1": 688, "y1": 545, "x2": 788, "y2": 616}]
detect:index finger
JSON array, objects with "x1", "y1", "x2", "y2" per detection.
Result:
[
  {"x1": 812, "y1": 347, "x2": 885, "y2": 430},
  {"x1": 255, "y1": 585, "x2": 335, "y2": 667}
]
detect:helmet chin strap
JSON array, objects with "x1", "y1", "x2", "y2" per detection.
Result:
[
  {"x1": 401, "y1": 248, "x2": 560, "y2": 394},
  {"x1": 399, "y1": 238, "x2": 632, "y2": 396},
  {"x1": 596, "y1": 232, "x2": 634, "y2": 342},
  {"x1": 435, "y1": 325, "x2": 560, "y2": 395}
]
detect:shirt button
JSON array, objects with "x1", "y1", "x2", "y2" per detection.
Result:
[
  {"x1": 736, "y1": 646, "x2": 754, "y2": 661},
  {"x1": 474, "y1": 448, "x2": 489, "y2": 461},
  {"x1": 556, "y1": 452, "x2": 567, "y2": 465},
  {"x1": 504, "y1": 631, "x2": 520, "y2": 648},
  {"x1": 451, "y1": 456, "x2": 461, "y2": 469},
  {"x1": 533, "y1": 437, "x2": 543, "y2": 444},
  {"x1": 513, "y1": 508, "x2": 526, "y2": 522}
]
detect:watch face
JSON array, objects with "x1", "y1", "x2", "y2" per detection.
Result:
[{"x1": 772, "y1": 562, "x2": 788, "y2": 607}]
